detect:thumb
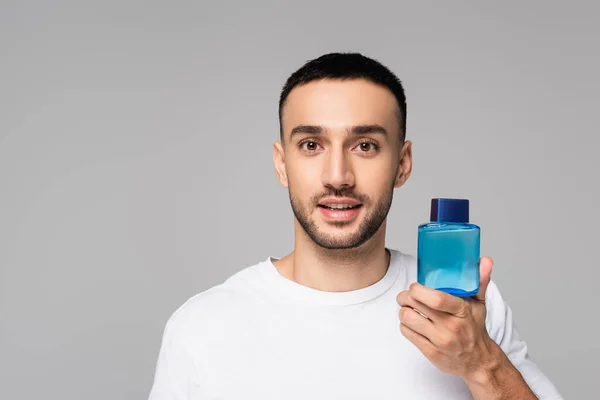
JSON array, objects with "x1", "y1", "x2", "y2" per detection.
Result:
[{"x1": 474, "y1": 256, "x2": 493, "y2": 302}]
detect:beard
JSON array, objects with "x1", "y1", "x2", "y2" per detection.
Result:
[{"x1": 288, "y1": 180, "x2": 395, "y2": 250}]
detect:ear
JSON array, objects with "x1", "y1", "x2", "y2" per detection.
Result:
[
  {"x1": 394, "y1": 140, "x2": 413, "y2": 188},
  {"x1": 273, "y1": 141, "x2": 289, "y2": 188}
]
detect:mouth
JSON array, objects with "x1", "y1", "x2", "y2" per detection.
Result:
[
  {"x1": 317, "y1": 197, "x2": 362, "y2": 209},
  {"x1": 317, "y1": 204, "x2": 362, "y2": 211},
  {"x1": 317, "y1": 201, "x2": 363, "y2": 221}
]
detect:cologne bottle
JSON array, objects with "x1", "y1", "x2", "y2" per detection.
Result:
[{"x1": 417, "y1": 198, "x2": 480, "y2": 297}]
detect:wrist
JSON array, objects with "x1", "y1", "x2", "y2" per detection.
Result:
[
  {"x1": 463, "y1": 340, "x2": 537, "y2": 400},
  {"x1": 465, "y1": 338, "x2": 506, "y2": 386}
]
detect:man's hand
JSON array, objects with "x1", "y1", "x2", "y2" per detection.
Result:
[
  {"x1": 396, "y1": 257, "x2": 538, "y2": 399},
  {"x1": 396, "y1": 257, "x2": 495, "y2": 379}
]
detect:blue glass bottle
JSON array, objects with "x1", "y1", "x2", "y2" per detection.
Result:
[{"x1": 417, "y1": 198, "x2": 480, "y2": 297}]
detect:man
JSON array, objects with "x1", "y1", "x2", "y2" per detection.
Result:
[{"x1": 148, "y1": 53, "x2": 562, "y2": 399}]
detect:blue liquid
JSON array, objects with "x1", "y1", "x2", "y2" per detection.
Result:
[{"x1": 417, "y1": 223, "x2": 480, "y2": 297}]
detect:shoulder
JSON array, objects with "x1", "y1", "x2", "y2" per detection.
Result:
[
  {"x1": 161, "y1": 258, "x2": 270, "y2": 339},
  {"x1": 482, "y1": 279, "x2": 513, "y2": 341}
]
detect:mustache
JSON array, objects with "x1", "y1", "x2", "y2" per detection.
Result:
[{"x1": 311, "y1": 188, "x2": 369, "y2": 205}]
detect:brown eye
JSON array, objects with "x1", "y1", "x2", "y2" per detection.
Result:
[
  {"x1": 359, "y1": 143, "x2": 372, "y2": 152},
  {"x1": 300, "y1": 140, "x2": 320, "y2": 152},
  {"x1": 353, "y1": 141, "x2": 380, "y2": 154}
]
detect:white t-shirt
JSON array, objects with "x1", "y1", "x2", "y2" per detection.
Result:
[{"x1": 148, "y1": 249, "x2": 562, "y2": 399}]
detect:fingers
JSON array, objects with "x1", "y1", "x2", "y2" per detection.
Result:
[
  {"x1": 399, "y1": 320, "x2": 435, "y2": 355},
  {"x1": 399, "y1": 305, "x2": 435, "y2": 338},
  {"x1": 397, "y1": 289, "x2": 448, "y2": 341},
  {"x1": 397, "y1": 290, "x2": 445, "y2": 321},
  {"x1": 474, "y1": 256, "x2": 493, "y2": 302},
  {"x1": 404, "y1": 283, "x2": 466, "y2": 316}
]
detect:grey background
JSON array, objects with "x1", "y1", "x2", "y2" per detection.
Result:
[{"x1": 1, "y1": 1, "x2": 598, "y2": 399}]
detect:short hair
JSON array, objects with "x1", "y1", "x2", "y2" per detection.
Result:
[{"x1": 278, "y1": 52, "x2": 407, "y2": 142}]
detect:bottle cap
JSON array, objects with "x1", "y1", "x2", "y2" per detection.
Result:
[{"x1": 430, "y1": 198, "x2": 469, "y2": 223}]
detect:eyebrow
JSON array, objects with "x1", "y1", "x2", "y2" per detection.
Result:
[{"x1": 289, "y1": 124, "x2": 388, "y2": 137}]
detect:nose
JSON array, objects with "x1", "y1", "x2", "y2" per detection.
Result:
[{"x1": 321, "y1": 147, "x2": 355, "y2": 190}]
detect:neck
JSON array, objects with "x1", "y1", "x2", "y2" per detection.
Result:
[{"x1": 275, "y1": 222, "x2": 390, "y2": 293}]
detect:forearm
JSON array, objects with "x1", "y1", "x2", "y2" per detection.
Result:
[{"x1": 465, "y1": 341, "x2": 538, "y2": 400}]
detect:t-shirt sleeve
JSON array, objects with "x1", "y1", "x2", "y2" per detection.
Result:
[
  {"x1": 485, "y1": 280, "x2": 563, "y2": 400},
  {"x1": 148, "y1": 308, "x2": 196, "y2": 400}
]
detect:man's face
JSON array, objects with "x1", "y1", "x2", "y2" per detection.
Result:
[{"x1": 274, "y1": 79, "x2": 411, "y2": 250}]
